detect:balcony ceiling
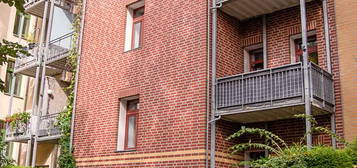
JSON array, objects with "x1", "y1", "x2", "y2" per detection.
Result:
[{"x1": 220, "y1": 0, "x2": 312, "y2": 20}]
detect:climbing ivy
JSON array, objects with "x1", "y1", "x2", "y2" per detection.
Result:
[{"x1": 56, "y1": 2, "x2": 82, "y2": 168}]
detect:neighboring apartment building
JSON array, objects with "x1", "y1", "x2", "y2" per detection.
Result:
[
  {"x1": 5, "y1": 0, "x2": 77, "y2": 167},
  {"x1": 0, "y1": 3, "x2": 38, "y2": 165},
  {"x1": 72, "y1": 0, "x2": 344, "y2": 167}
]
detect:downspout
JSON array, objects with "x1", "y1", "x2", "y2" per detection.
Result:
[
  {"x1": 299, "y1": 0, "x2": 313, "y2": 149},
  {"x1": 210, "y1": 0, "x2": 222, "y2": 167},
  {"x1": 205, "y1": 0, "x2": 210, "y2": 166},
  {"x1": 70, "y1": 0, "x2": 87, "y2": 150},
  {"x1": 321, "y1": 0, "x2": 336, "y2": 148}
]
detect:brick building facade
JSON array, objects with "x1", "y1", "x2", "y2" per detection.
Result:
[{"x1": 73, "y1": 0, "x2": 344, "y2": 167}]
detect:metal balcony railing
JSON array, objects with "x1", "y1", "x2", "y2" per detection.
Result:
[
  {"x1": 216, "y1": 62, "x2": 334, "y2": 113},
  {"x1": 46, "y1": 32, "x2": 74, "y2": 64},
  {"x1": 14, "y1": 44, "x2": 40, "y2": 74},
  {"x1": 5, "y1": 122, "x2": 31, "y2": 142},
  {"x1": 38, "y1": 113, "x2": 61, "y2": 137}
]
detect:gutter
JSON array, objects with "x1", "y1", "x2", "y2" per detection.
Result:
[{"x1": 69, "y1": 0, "x2": 88, "y2": 150}]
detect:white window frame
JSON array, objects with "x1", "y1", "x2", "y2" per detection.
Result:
[
  {"x1": 244, "y1": 43, "x2": 264, "y2": 73},
  {"x1": 289, "y1": 30, "x2": 316, "y2": 64},
  {"x1": 117, "y1": 95, "x2": 139, "y2": 151},
  {"x1": 124, "y1": 0, "x2": 144, "y2": 52}
]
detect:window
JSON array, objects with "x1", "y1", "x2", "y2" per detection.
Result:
[
  {"x1": 13, "y1": 11, "x2": 31, "y2": 39},
  {"x1": 244, "y1": 150, "x2": 266, "y2": 168},
  {"x1": 117, "y1": 97, "x2": 139, "y2": 151},
  {"x1": 124, "y1": 1, "x2": 144, "y2": 51},
  {"x1": 294, "y1": 35, "x2": 318, "y2": 65},
  {"x1": 125, "y1": 99, "x2": 139, "y2": 150},
  {"x1": 249, "y1": 48, "x2": 264, "y2": 71},
  {"x1": 244, "y1": 44, "x2": 265, "y2": 72},
  {"x1": 5, "y1": 61, "x2": 22, "y2": 96}
]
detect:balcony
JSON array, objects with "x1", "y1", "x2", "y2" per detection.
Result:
[
  {"x1": 216, "y1": 62, "x2": 334, "y2": 123},
  {"x1": 5, "y1": 121, "x2": 31, "y2": 142},
  {"x1": 46, "y1": 32, "x2": 74, "y2": 70},
  {"x1": 24, "y1": 0, "x2": 74, "y2": 18},
  {"x1": 217, "y1": 0, "x2": 312, "y2": 21},
  {"x1": 38, "y1": 113, "x2": 61, "y2": 141},
  {"x1": 14, "y1": 33, "x2": 74, "y2": 77},
  {"x1": 14, "y1": 44, "x2": 40, "y2": 77}
]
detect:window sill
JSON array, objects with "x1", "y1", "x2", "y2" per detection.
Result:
[
  {"x1": 4, "y1": 93, "x2": 23, "y2": 99},
  {"x1": 115, "y1": 149, "x2": 136, "y2": 153},
  {"x1": 123, "y1": 47, "x2": 142, "y2": 53}
]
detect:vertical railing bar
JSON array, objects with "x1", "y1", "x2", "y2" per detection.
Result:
[
  {"x1": 270, "y1": 69, "x2": 273, "y2": 106},
  {"x1": 242, "y1": 74, "x2": 244, "y2": 109},
  {"x1": 321, "y1": 68, "x2": 325, "y2": 107}
]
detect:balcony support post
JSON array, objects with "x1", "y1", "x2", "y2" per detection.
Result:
[
  {"x1": 262, "y1": 15, "x2": 267, "y2": 69},
  {"x1": 299, "y1": 0, "x2": 313, "y2": 149},
  {"x1": 7, "y1": 74, "x2": 16, "y2": 116},
  {"x1": 31, "y1": 139, "x2": 38, "y2": 168},
  {"x1": 331, "y1": 113, "x2": 337, "y2": 148},
  {"x1": 25, "y1": 139, "x2": 32, "y2": 166}
]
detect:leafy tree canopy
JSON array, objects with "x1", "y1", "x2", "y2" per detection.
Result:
[{"x1": 0, "y1": 0, "x2": 25, "y2": 12}]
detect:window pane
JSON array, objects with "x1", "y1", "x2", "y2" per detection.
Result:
[
  {"x1": 127, "y1": 115, "x2": 136, "y2": 148},
  {"x1": 13, "y1": 12, "x2": 21, "y2": 35},
  {"x1": 133, "y1": 22, "x2": 142, "y2": 49},
  {"x1": 22, "y1": 16, "x2": 30, "y2": 38},
  {"x1": 133, "y1": 7, "x2": 144, "y2": 18},
  {"x1": 5, "y1": 62, "x2": 21, "y2": 96},
  {"x1": 127, "y1": 99, "x2": 139, "y2": 110},
  {"x1": 249, "y1": 48, "x2": 264, "y2": 71}
]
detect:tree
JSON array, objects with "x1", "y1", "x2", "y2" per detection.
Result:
[
  {"x1": 0, "y1": 0, "x2": 25, "y2": 12},
  {"x1": 0, "y1": 0, "x2": 29, "y2": 93},
  {"x1": 0, "y1": 40, "x2": 29, "y2": 92}
]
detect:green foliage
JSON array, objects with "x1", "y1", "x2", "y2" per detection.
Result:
[
  {"x1": 304, "y1": 146, "x2": 352, "y2": 168},
  {"x1": 345, "y1": 139, "x2": 357, "y2": 165},
  {"x1": 228, "y1": 115, "x2": 355, "y2": 168},
  {"x1": 0, "y1": 0, "x2": 25, "y2": 12},
  {"x1": 0, "y1": 130, "x2": 14, "y2": 167},
  {"x1": 5, "y1": 112, "x2": 31, "y2": 129},
  {"x1": 56, "y1": 1, "x2": 82, "y2": 168},
  {"x1": 226, "y1": 127, "x2": 287, "y2": 155},
  {"x1": 0, "y1": 40, "x2": 29, "y2": 92}
]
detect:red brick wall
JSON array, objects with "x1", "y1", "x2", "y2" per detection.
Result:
[
  {"x1": 217, "y1": 11, "x2": 243, "y2": 78},
  {"x1": 73, "y1": 0, "x2": 209, "y2": 167}
]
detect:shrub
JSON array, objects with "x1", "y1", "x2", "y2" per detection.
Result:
[
  {"x1": 304, "y1": 146, "x2": 353, "y2": 168},
  {"x1": 346, "y1": 139, "x2": 357, "y2": 165}
]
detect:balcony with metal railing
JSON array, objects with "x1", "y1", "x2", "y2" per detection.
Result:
[
  {"x1": 14, "y1": 32, "x2": 74, "y2": 77},
  {"x1": 14, "y1": 44, "x2": 40, "y2": 77},
  {"x1": 216, "y1": 62, "x2": 334, "y2": 123},
  {"x1": 5, "y1": 121, "x2": 31, "y2": 142},
  {"x1": 45, "y1": 32, "x2": 74, "y2": 70},
  {"x1": 38, "y1": 113, "x2": 61, "y2": 141},
  {"x1": 24, "y1": 0, "x2": 75, "y2": 18}
]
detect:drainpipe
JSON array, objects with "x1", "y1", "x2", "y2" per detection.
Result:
[
  {"x1": 210, "y1": 0, "x2": 222, "y2": 167},
  {"x1": 299, "y1": 0, "x2": 312, "y2": 149},
  {"x1": 321, "y1": 0, "x2": 336, "y2": 148},
  {"x1": 322, "y1": 0, "x2": 332, "y2": 73},
  {"x1": 70, "y1": 0, "x2": 88, "y2": 150},
  {"x1": 205, "y1": 0, "x2": 211, "y2": 166}
]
